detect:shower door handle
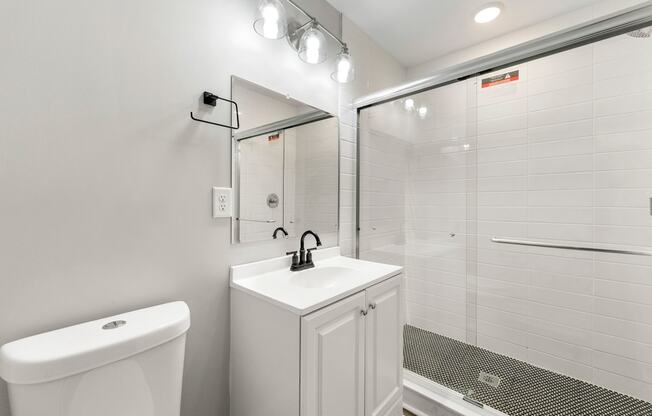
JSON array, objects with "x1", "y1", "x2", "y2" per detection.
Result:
[{"x1": 491, "y1": 238, "x2": 652, "y2": 256}]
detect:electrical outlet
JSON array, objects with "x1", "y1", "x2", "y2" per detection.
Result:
[{"x1": 213, "y1": 187, "x2": 232, "y2": 218}]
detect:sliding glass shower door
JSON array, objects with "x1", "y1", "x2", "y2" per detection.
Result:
[
  {"x1": 358, "y1": 78, "x2": 481, "y2": 401},
  {"x1": 358, "y1": 26, "x2": 652, "y2": 416}
]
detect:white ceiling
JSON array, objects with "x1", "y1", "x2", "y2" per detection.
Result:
[{"x1": 326, "y1": 0, "x2": 606, "y2": 67}]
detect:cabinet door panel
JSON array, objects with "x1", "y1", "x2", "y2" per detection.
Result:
[
  {"x1": 301, "y1": 292, "x2": 366, "y2": 416},
  {"x1": 365, "y1": 275, "x2": 403, "y2": 416}
]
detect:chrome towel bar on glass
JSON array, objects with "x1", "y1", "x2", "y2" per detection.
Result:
[
  {"x1": 236, "y1": 218, "x2": 276, "y2": 224},
  {"x1": 491, "y1": 238, "x2": 652, "y2": 257}
]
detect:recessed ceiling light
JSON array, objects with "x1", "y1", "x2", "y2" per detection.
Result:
[{"x1": 474, "y1": 3, "x2": 503, "y2": 24}]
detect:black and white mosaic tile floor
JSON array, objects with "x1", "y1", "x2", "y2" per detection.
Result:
[{"x1": 404, "y1": 325, "x2": 652, "y2": 416}]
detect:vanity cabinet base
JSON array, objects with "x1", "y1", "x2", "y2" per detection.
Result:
[{"x1": 230, "y1": 273, "x2": 404, "y2": 416}]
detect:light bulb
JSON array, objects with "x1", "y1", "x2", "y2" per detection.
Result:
[
  {"x1": 418, "y1": 106, "x2": 428, "y2": 119},
  {"x1": 298, "y1": 24, "x2": 327, "y2": 64},
  {"x1": 261, "y1": 5, "x2": 279, "y2": 38},
  {"x1": 305, "y1": 35, "x2": 321, "y2": 64},
  {"x1": 261, "y1": 4, "x2": 279, "y2": 20},
  {"x1": 331, "y1": 45, "x2": 355, "y2": 83},
  {"x1": 474, "y1": 3, "x2": 503, "y2": 24},
  {"x1": 404, "y1": 98, "x2": 415, "y2": 111},
  {"x1": 336, "y1": 59, "x2": 351, "y2": 82},
  {"x1": 253, "y1": 0, "x2": 287, "y2": 39}
]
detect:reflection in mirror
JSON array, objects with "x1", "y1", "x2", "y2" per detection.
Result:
[{"x1": 231, "y1": 77, "x2": 339, "y2": 244}]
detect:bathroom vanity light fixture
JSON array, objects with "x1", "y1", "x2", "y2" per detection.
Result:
[
  {"x1": 254, "y1": 0, "x2": 288, "y2": 39},
  {"x1": 331, "y1": 44, "x2": 354, "y2": 83},
  {"x1": 474, "y1": 2, "x2": 503, "y2": 24},
  {"x1": 253, "y1": 0, "x2": 355, "y2": 83},
  {"x1": 298, "y1": 20, "x2": 327, "y2": 64}
]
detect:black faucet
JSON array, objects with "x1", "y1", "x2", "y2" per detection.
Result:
[
  {"x1": 286, "y1": 230, "x2": 322, "y2": 272},
  {"x1": 272, "y1": 226, "x2": 288, "y2": 239}
]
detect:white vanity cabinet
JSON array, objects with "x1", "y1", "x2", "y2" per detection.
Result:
[
  {"x1": 230, "y1": 250, "x2": 403, "y2": 416},
  {"x1": 300, "y1": 291, "x2": 367, "y2": 416},
  {"x1": 301, "y1": 276, "x2": 403, "y2": 416},
  {"x1": 364, "y1": 276, "x2": 404, "y2": 416}
]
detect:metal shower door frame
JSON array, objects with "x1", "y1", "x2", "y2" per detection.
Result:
[{"x1": 354, "y1": 2, "x2": 652, "y2": 258}]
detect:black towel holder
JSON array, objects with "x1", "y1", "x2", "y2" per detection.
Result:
[{"x1": 190, "y1": 91, "x2": 240, "y2": 130}]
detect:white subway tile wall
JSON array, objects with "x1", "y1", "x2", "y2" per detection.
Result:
[
  {"x1": 338, "y1": 95, "x2": 357, "y2": 257},
  {"x1": 293, "y1": 118, "x2": 340, "y2": 237},
  {"x1": 358, "y1": 32, "x2": 652, "y2": 402}
]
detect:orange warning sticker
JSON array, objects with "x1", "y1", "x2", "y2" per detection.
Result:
[{"x1": 481, "y1": 70, "x2": 520, "y2": 88}]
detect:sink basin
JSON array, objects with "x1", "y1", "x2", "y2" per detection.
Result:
[
  {"x1": 230, "y1": 247, "x2": 403, "y2": 315},
  {"x1": 289, "y1": 266, "x2": 359, "y2": 289}
]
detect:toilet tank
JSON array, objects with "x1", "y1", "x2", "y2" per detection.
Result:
[{"x1": 0, "y1": 301, "x2": 191, "y2": 416}]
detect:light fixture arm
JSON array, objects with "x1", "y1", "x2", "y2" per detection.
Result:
[
  {"x1": 284, "y1": 0, "x2": 346, "y2": 47},
  {"x1": 290, "y1": 18, "x2": 315, "y2": 39}
]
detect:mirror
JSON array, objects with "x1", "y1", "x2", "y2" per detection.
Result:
[{"x1": 231, "y1": 76, "x2": 339, "y2": 244}]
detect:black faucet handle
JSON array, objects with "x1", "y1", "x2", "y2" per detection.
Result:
[
  {"x1": 306, "y1": 247, "x2": 318, "y2": 263},
  {"x1": 286, "y1": 251, "x2": 299, "y2": 266}
]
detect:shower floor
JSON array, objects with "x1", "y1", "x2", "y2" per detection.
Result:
[{"x1": 404, "y1": 325, "x2": 652, "y2": 416}]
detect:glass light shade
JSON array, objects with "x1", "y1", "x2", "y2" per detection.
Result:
[
  {"x1": 253, "y1": 0, "x2": 287, "y2": 40},
  {"x1": 298, "y1": 25, "x2": 327, "y2": 64},
  {"x1": 418, "y1": 106, "x2": 428, "y2": 119},
  {"x1": 331, "y1": 47, "x2": 355, "y2": 83}
]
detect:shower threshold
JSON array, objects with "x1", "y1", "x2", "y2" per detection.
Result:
[{"x1": 403, "y1": 325, "x2": 652, "y2": 416}]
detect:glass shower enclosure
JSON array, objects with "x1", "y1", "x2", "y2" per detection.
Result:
[{"x1": 357, "y1": 21, "x2": 652, "y2": 416}]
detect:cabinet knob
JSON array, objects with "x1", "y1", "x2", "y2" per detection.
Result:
[
  {"x1": 360, "y1": 309, "x2": 368, "y2": 317},
  {"x1": 369, "y1": 303, "x2": 377, "y2": 310}
]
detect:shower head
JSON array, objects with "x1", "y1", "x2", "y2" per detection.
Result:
[{"x1": 627, "y1": 27, "x2": 651, "y2": 38}]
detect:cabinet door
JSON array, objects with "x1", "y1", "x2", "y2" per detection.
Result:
[
  {"x1": 301, "y1": 292, "x2": 367, "y2": 416},
  {"x1": 365, "y1": 275, "x2": 403, "y2": 416}
]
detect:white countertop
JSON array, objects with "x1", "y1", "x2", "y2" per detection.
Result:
[{"x1": 230, "y1": 247, "x2": 403, "y2": 315}]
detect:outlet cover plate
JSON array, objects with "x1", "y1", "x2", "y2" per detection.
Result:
[{"x1": 212, "y1": 187, "x2": 233, "y2": 218}]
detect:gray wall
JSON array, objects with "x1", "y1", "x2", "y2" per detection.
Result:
[{"x1": 0, "y1": 0, "x2": 342, "y2": 415}]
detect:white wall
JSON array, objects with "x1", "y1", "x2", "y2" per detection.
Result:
[
  {"x1": 0, "y1": 1, "x2": 403, "y2": 415},
  {"x1": 408, "y1": 0, "x2": 649, "y2": 80}
]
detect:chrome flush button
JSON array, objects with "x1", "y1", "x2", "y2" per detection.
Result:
[{"x1": 102, "y1": 320, "x2": 126, "y2": 330}]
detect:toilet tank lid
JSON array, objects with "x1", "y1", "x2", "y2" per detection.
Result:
[{"x1": 0, "y1": 301, "x2": 190, "y2": 385}]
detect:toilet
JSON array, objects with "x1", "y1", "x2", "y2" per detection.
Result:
[{"x1": 0, "y1": 301, "x2": 190, "y2": 416}]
